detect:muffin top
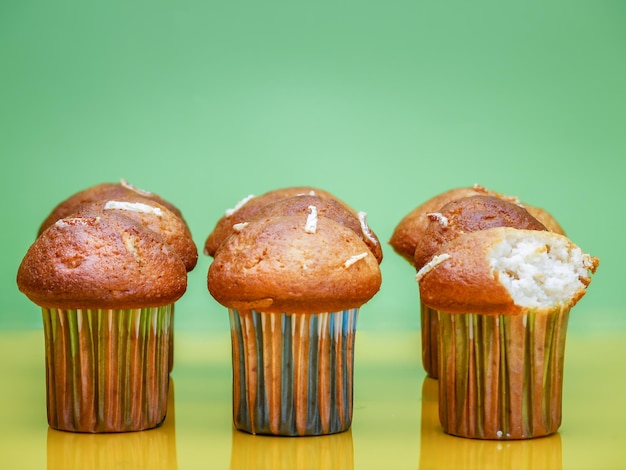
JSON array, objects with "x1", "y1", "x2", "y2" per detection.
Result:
[
  {"x1": 37, "y1": 179, "x2": 185, "y2": 236},
  {"x1": 203, "y1": 186, "x2": 353, "y2": 257},
  {"x1": 210, "y1": 194, "x2": 382, "y2": 264},
  {"x1": 413, "y1": 195, "x2": 548, "y2": 270},
  {"x1": 389, "y1": 184, "x2": 563, "y2": 265},
  {"x1": 74, "y1": 197, "x2": 198, "y2": 272},
  {"x1": 17, "y1": 209, "x2": 188, "y2": 310},
  {"x1": 208, "y1": 212, "x2": 382, "y2": 314},
  {"x1": 416, "y1": 227, "x2": 599, "y2": 315}
]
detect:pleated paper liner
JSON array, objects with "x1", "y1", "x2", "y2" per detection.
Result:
[
  {"x1": 230, "y1": 427, "x2": 354, "y2": 469},
  {"x1": 42, "y1": 306, "x2": 173, "y2": 433},
  {"x1": 420, "y1": 377, "x2": 562, "y2": 469},
  {"x1": 229, "y1": 308, "x2": 358, "y2": 436},
  {"x1": 438, "y1": 307, "x2": 570, "y2": 440},
  {"x1": 420, "y1": 300, "x2": 439, "y2": 378}
]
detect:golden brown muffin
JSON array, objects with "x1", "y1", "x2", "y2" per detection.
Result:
[
  {"x1": 72, "y1": 197, "x2": 198, "y2": 272},
  {"x1": 17, "y1": 209, "x2": 186, "y2": 433},
  {"x1": 207, "y1": 206, "x2": 382, "y2": 436},
  {"x1": 208, "y1": 214, "x2": 381, "y2": 314},
  {"x1": 203, "y1": 186, "x2": 352, "y2": 257},
  {"x1": 413, "y1": 195, "x2": 548, "y2": 270},
  {"x1": 416, "y1": 227, "x2": 598, "y2": 440},
  {"x1": 37, "y1": 179, "x2": 186, "y2": 236},
  {"x1": 18, "y1": 209, "x2": 187, "y2": 310}
]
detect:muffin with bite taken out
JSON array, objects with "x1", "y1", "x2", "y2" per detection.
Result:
[{"x1": 416, "y1": 227, "x2": 598, "y2": 439}]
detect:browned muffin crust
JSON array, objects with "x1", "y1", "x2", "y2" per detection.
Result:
[
  {"x1": 73, "y1": 197, "x2": 198, "y2": 272},
  {"x1": 389, "y1": 184, "x2": 563, "y2": 266},
  {"x1": 18, "y1": 209, "x2": 187, "y2": 309},
  {"x1": 389, "y1": 187, "x2": 485, "y2": 265},
  {"x1": 203, "y1": 186, "x2": 352, "y2": 257},
  {"x1": 524, "y1": 205, "x2": 566, "y2": 235},
  {"x1": 37, "y1": 180, "x2": 185, "y2": 236},
  {"x1": 211, "y1": 194, "x2": 383, "y2": 264},
  {"x1": 417, "y1": 227, "x2": 598, "y2": 316},
  {"x1": 208, "y1": 214, "x2": 382, "y2": 314},
  {"x1": 413, "y1": 195, "x2": 547, "y2": 270}
]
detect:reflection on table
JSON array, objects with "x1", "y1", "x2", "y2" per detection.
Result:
[
  {"x1": 419, "y1": 376, "x2": 562, "y2": 470},
  {"x1": 230, "y1": 426, "x2": 354, "y2": 470},
  {"x1": 46, "y1": 378, "x2": 178, "y2": 470}
]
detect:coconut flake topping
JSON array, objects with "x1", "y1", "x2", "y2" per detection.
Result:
[
  {"x1": 104, "y1": 200, "x2": 163, "y2": 216},
  {"x1": 225, "y1": 195, "x2": 255, "y2": 217},
  {"x1": 55, "y1": 216, "x2": 101, "y2": 228},
  {"x1": 358, "y1": 211, "x2": 379, "y2": 245},
  {"x1": 232, "y1": 222, "x2": 249, "y2": 232},
  {"x1": 304, "y1": 205, "x2": 318, "y2": 233},
  {"x1": 427, "y1": 212, "x2": 448, "y2": 228},
  {"x1": 120, "y1": 179, "x2": 152, "y2": 196},
  {"x1": 344, "y1": 252, "x2": 368, "y2": 268},
  {"x1": 416, "y1": 254, "x2": 451, "y2": 282}
]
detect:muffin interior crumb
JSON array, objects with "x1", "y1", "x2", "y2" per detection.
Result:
[{"x1": 489, "y1": 234, "x2": 592, "y2": 308}]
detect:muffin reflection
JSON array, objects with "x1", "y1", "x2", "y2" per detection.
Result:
[
  {"x1": 47, "y1": 378, "x2": 178, "y2": 470},
  {"x1": 230, "y1": 427, "x2": 354, "y2": 470},
  {"x1": 419, "y1": 377, "x2": 562, "y2": 469}
]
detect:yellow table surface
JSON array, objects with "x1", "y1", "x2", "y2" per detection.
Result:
[{"x1": 1, "y1": 328, "x2": 625, "y2": 470}]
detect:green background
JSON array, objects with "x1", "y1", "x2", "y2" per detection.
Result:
[{"x1": 1, "y1": 1, "x2": 623, "y2": 333}]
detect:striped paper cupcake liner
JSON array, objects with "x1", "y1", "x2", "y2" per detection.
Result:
[
  {"x1": 438, "y1": 307, "x2": 570, "y2": 439},
  {"x1": 420, "y1": 300, "x2": 439, "y2": 378},
  {"x1": 42, "y1": 306, "x2": 172, "y2": 433},
  {"x1": 229, "y1": 308, "x2": 358, "y2": 436}
]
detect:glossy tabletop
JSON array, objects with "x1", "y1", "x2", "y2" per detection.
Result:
[{"x1": 1, "y1": 328, "x2": 625, "y2": 470}]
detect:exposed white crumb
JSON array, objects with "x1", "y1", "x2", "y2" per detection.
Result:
[
  {"x1": 104, "y1": 200, "x2": 163, "y2": 216},
  {"x1": 416, "y1": 254, "x2": 451, "y2": 282},
  {"x1": 232, "y1": 222, "x2": 249, "y2": 232},
  {"x1": 120, "y1": 179, "x2": 152, "y2": 196},
  {"x1": 427, "y1": 212, "x2": 448, "y2": 227},
  {"x1": 344, "y1": 252, "x2": 368, "y2": 268},
  {"x1": 358, "y1": 212, "x2": 379, "y2": 245},
  {"x1": 489, "y1": 234, "x2": 593, "y2": 308},
  {"x1": 304, "y1": 205, "x2": 318, "y2": 233},
  {"x1": 225, "y1": 195, "x2": 254, "y2": 217},
  {"x1": 55, "y1": 216, "x2": 101, "y2": 228}
]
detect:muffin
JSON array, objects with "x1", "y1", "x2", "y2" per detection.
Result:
[
  {"x1": 17, "y1": 209, "x2": 187, "y2": 432},
  {"x1": 208, "y1": 210, "x2": 382, "y2": 436},
  {"x1": 416, "y1": 227, "x2": 599, "y2": 439},
  {"x1": 38, "y1": 182, "x2": 196, "y2": 373},
  {"x1": 389, "y1": 185, "x2": 564, "y2": 378},
  {"x1": 203, "y1": 186, "x2": 354, "y2": 257}
]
